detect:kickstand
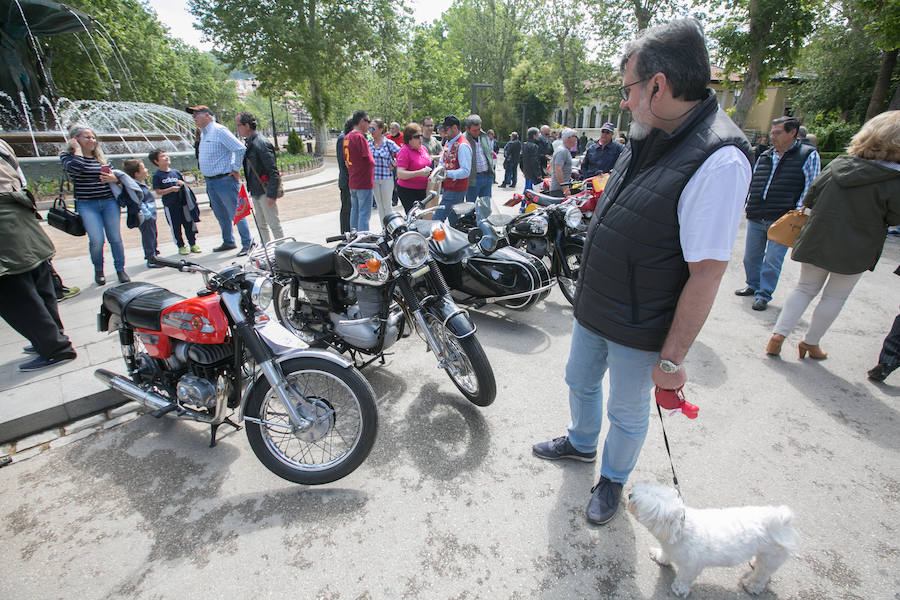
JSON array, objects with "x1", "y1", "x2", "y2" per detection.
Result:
[{"x1": 209, "y1": 417, "x2": 242, "y2": 448}]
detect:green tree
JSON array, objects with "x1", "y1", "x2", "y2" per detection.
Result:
[
  {"x1": 859, "y1": 0, "x2": 900, "y2": 119},
  {"x1": 190, "y1": 0, "x2": 405, "y2": 153},
  {"x1": 504, "y1": 57, "x2": 562, "y2": 136},
  {"x1": 710, "y1": 0, "x2": 815, "y2": 128}
]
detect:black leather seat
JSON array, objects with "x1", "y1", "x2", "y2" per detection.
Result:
[
  {"x1": 430, "y1": 223, "x2": 476, "y2": 264},
  {"x1": 102, "y1": 282, "x2": 186, "y2": 331},
  {"x1": 274, "y1": 241, "x2": 338, "y2": 277}
]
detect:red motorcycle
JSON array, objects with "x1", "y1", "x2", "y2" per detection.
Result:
[{"x1": 94, "y1": 257, "x2": 377, "y2": 485}]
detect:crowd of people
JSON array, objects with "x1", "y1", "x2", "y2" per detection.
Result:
[{"x1": 1, "y1": 21, "x2": 899, "y2": 540}]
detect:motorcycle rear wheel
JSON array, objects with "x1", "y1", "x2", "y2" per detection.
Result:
[
  {"x1": 557, "y1": 241, "x2": 584, "y2": 306},
  {"x1": 424, "y1": 313, "x2": 496, "y2": 406},
  {"x1": 273, "y1": 282, "x2": 318, "y2": 344},
  {"x1": 244, "y1": 357, "x2": 377, "y2": 485}
]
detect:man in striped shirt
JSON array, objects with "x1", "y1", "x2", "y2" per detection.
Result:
[{"x1": 187, "y1": 105, "x2": 253, "y2": 255}]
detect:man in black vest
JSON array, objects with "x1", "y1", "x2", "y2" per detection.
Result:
[
  {"x1": 735, "y1": 117, "x2": 820, "y2": 311},
  {"x1": 532, "y1": 19, "x2": 753, "y2": 526}
]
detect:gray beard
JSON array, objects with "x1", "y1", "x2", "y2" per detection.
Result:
[{"x1": 628, "y1": 118, "x2": 651, "y2": 140}]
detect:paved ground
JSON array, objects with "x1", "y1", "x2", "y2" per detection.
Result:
[{"x1": 1, "y1": 163, "x2": 898, "y2": 598}]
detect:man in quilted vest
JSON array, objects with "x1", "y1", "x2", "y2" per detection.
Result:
[
  {"x1": 736, "y1": 116, "x2": 821, "y2": 311},
  {"x1": 532, "y1": 19, "x2": 753, "y2": 526}
]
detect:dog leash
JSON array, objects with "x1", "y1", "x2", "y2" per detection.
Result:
[{"x1": 654, "y1": 387, "x2": 687, "y2": 501}]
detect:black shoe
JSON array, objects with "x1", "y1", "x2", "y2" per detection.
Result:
[
  {"x1": 95, "y1": 271, "x2": 106, "y2": 286},
  {"x1": 23, "y1": 345, "x2": 37, "y2": 354},
  {"x1": 499, "y1": 183, "x2": 507, "y2": 188},
  {"x1": 116, "y1": 270, "x2": 130, "y2": 283},
  {"x1": 532, "y1": 436, "x2": 597, "y2": 462},
  {"x1": 586, "y1": 476, "x2": 623, "y2": 525},
  {"x1": 752, "y1": 298, "x2": 768, "y2": 311},
  {"x1": 19, "y1": 351, "x2": 76, "y2": 372},
  {"x1": 868, "y1": 363, "x2": 894, "y2": 382},
  {"x1": 236, "y1": 246, "x2": 251, "y2": 257},
  {"x1": 213, "y1": 243, "x2": 237, "y2": 252},
  {"x1": 735, "y1": 286, "x2": 756, "y2": 296}
]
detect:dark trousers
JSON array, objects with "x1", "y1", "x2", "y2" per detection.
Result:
[
  {"x1": 0, "y1": 262, "x2": 74, "y2": 360},
  {"x1": 502, "y1": 161, "x2": 518, "y2": 186},
  {"x1": 878, "y1": 313, "x2": 900, "y2": 369},
  {"x1": 139, "y1": 218, "x2": 159, "y2": 261},
  {"x1": 339, "y1": 184, "x2": 351, "y2": 233},
  {"x1": 397, "y1": 186, "x2": 427, "y2": 214},
  {"x1": 164, "y1": 204, "x2": 196, "y2": 248}
]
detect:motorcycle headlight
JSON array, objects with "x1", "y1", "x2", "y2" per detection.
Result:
[
  {"x1": 565, "y1": 206, "x2": 582, "y2": 229},
  {"x1": 393, "y1": 231, "x2": 429, "y2": 269},
  {"x1": 249, "y1": 275, "x2": 274, "y2": 311},
  {"x1": 528, "y1": 214, "x2": 549, "y2": 235}
]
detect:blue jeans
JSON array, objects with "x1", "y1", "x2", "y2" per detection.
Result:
[
  {"x1": 743, "y1": 218, "x2": 789, "y2": 302},
  {"x1": 349, "y1": 188, "x2": 373, "y2": 231},
  {"x1": 502, "y1": 162, "x2": 518, "y2": 187},
  {"x1": 523, "y1": 178, "x2": 538, "y2": 193},
  {"x1": 434, "y1": 189, "x2": 467, "y2": 224},
  {"x1": 75, "y1": 197, "x2": 125, "y2": 272},
  {"x1": 206, "y1": 176, "x2": 252, "y2": 248},
  {"x1": 465, "y1": 172, "x2": 493, "y2": 203},
  {"x1": 565, "y1": 320, "x2": 658, "y2": 483}
]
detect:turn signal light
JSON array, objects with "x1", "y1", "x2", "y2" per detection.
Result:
[
  {"x1": 432, "y1": 228, "x2": 446, "y2": 242},
  {"x1": 366, "y1": 257, "x2": 381, "y2": 272}
]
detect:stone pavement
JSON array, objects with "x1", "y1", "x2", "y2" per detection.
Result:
[{"x1": 0, "y1": 162, "x2": 339, "y2": 447}]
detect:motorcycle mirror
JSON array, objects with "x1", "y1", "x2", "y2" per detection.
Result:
[{"x1": 467, "y1": 229, "x2": 484, "y2": 244}]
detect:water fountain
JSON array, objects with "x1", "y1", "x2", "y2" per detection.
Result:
[{"x1": 1, "y1": 0, "x2": 198, "y2": 183}]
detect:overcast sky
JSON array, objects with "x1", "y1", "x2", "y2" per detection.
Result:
[{"x1": 146, "y1": 0, "x2": 454, "y2": 51}]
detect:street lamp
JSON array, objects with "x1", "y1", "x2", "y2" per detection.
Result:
[
  {"x1": 269, "y1": 96, "x2": 278, "y2": 149},
  {"x1": 514, "y1": 102, "x2": 527, "y2": 141},
  {"x1": 471, "y1": 83, "x2": 493, "y2": 114}
]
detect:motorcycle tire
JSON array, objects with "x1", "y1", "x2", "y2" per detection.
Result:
[
  {"x1": 244, "y1": 357, "x2": 378, "y2": 485},
  {"x1": 424, "y1": 312, "x2": 496, "y2": 406},
  {"x1": 557, "y1": 241, "x2": 584, "y2": 306},
  {"x1": 273, "y1": 282, "x2": 318, "y2": 345}
]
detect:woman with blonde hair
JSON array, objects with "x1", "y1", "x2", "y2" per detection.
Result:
[
  {"x1": 766, "y1": 111, "x2": 900, "y2": 359},
  {"x1": 60, "y1": 126, "x2": 129, "y2": 285}
]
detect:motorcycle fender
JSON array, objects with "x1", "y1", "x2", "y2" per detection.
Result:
[
  {"x1": 432, "y1": 297, "x2": 476, "y2": 339},
  {"x1": 238, "y1": 348, "x2": 355, "y2": 420}
]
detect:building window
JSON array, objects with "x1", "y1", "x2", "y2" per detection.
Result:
[
  {"x1": 589, "y1": 107, "x2": 597, "y2": 128},
  {"x1": 578, "y1": 110, "x2": 584, "y2": 128},
  {"x1": 783, "y1": 101, "x2": 795, "y2": 116}
]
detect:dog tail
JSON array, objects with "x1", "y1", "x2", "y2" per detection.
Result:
[{"x1": 764, "y1": 506, "x2": 800, "y2": 555}]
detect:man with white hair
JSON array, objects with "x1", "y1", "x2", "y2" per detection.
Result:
[
  {"x1": 463, "y1": 114, "x2": 495, "y2": 202},
  {"x1": 549, "y1": 128, "x2": 578, "y2": 197}
]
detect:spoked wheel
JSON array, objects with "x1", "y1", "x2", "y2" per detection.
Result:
[
  {"x1": 273, "y1": 282, "x2": 318, "y2": 344},
  {"x1": 423, "y1": 313, "x2": 496, "y2": 406},
  {"x1": 557, "y1": 242, "x2": 584, "y2": 306},
  {"x1": 244, "y1": 357, "x2": 377, "y2": 485}
]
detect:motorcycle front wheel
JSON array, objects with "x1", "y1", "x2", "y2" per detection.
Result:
[
  {"x1": 244, "y1": 357, "x2": 378, "y2": 485},
  {"x1": 273, "y1": 282, "x2": 318, "y2": 344},
  {"x1": 557, "y1": 241, "x2": 584, "y2": 306},
  {"x1": 424, "y1": 313, "x2": 496, "y2": 406}
]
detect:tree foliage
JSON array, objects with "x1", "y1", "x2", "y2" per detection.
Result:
[
  {"x1": 189, "y1": 0, "x2": 404, "y2": 153},
  {"x1": 39, "y1": 0, "x2": 236, "y2": 113}
]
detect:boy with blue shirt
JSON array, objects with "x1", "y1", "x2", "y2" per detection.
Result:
[{"x1": 150, "y1": 149, "x2": 200, "y2": 255}]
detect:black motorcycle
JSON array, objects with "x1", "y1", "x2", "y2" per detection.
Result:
[
  {"x1": 453, "y1": 192, "x2": 586, "y2": 305},
  {"x1": 257, "y1": 207, "x2": 496, "y2": 407}
]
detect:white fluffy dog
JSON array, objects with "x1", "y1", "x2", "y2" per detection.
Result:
[{"x1": 626, "y1": 482, "x2": 799, "y2": 597}]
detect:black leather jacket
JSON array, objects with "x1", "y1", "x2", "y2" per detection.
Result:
[{"x1": 243, "y1": 132, "x2": 281, "y2": 199}]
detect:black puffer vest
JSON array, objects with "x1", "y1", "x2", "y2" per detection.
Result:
[
  {"x1": 745, "y1": 142, "x2": 815, "y2": 221},
  {"x1": 573, "y1": 91, "x2": 752, "y2": 352}
]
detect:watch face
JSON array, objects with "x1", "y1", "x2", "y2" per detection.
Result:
[{"x1": 659, "y1": 360, "x2": 678, "y2": 373}]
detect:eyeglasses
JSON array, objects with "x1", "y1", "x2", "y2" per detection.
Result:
[
  {"x1": 618, "y1": 77, "x2": 650, "y2": 101},
  {"x1": 411, "y1": 134, "x2": 423, "y2": 139},
  {"x1": 370, "y1": 126, "x2": 376, "y2": 131}
]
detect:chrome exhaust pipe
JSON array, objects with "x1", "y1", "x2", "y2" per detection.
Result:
[{"x1": 94, "y1": 369, "x2": 210, "y2": 422}]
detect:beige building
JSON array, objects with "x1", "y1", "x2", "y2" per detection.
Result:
[{"x1": 553, "y1": 66, "x2": 802, "y2": 142}]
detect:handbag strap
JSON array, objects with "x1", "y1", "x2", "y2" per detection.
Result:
[{"x1": 245, "y1": 159, "x2": 270, "y2": 195}]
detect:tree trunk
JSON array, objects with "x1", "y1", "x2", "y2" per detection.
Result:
[
  {"x1": 889, "y1": 79, "x2": 900, "y2": 111},
  {"x1": 632, "y1": 0, "x2": 651, "y2": 31},
  {"x1": 865, "y1": 49, "x2": 898, "y2": 121},
  {"x1": 308, "y1": 80, "x2": 328, "y2": 155},
  {"x1": 732, "y1": 0, "x2": 768, "y2": 129}
]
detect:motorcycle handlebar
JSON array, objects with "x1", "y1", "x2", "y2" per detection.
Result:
[
  {"x1": 325, "y1": 234, "x2": 347, "y2": 243},
  {"x1": 150, "y1": 256, "x2": 187, "y2": 270}
]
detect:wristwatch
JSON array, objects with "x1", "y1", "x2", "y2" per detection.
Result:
[{"x1": 657, "y1": 359, "x2": 682, "y2": 374}]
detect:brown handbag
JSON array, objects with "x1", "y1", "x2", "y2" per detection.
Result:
[{"x1": 767, "y1": 208, "x2": 809, "y2": 247}]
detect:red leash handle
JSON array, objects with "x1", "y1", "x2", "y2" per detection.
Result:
[{"x1": 654, "y1": 386, "x2": 699, "y2": 419}]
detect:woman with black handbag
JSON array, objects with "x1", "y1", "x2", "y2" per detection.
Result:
[{"x1": 60, "y1": 126, "x2": 129, "y2": 285}]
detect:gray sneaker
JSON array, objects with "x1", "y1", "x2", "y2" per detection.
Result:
[
  {"x1": 532, "y1": 436, "x2": 596, "y2": 462},
  {"x1": 586, "y1": 476, "x2": 623, "y2": 525}
]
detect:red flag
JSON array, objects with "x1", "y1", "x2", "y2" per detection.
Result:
[{"x1": 234, "y1": 183, "x2": 252, "y2": 224}]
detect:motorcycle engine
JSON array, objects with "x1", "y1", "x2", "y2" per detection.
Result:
[
  {"x1": 173, "y1": 341, "x2": 234, "y2": 409},
  {"x1": 525, "y1": 237, "x2": 550, "y2": 258},
  {"x1": 330, "y1": 284, "x2": 402, "y2": 350}
]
